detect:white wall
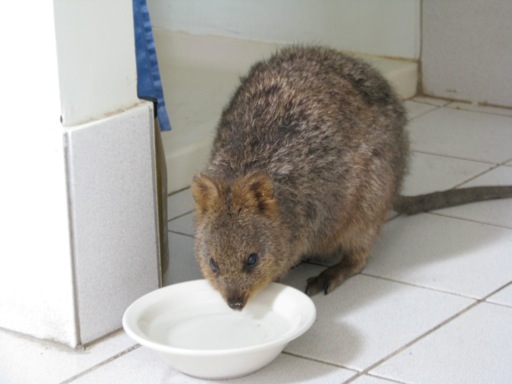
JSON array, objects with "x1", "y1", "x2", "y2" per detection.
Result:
[
  {"x1": 0, "y1": 1, "x2": 77, "y2": 345},
  {"x1": 0, "y1": 0, "x2": 160, "y2": 347},
  {"x1": 54, "y1": 0, "x2": 140, "y2": 125},
  {"x1": 148, "y1": 0, "x2": 421, "y2": 60}
]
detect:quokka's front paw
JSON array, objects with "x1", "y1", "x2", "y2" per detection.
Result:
[{"x1": 305, "y1": 269, "x2": 345, "y2": 296}]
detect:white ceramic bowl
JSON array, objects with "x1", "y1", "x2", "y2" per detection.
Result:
[{"x1": 122, "y1": 279, "x2": 316, "y2": 379}]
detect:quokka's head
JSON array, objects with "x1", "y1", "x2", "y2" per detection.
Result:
[{"x1": 191, "y1": 171, "x2": 286, "y2": 310}]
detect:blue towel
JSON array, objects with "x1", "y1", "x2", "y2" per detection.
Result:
[{"x1": 132, "y1": 0, "x2": 171, "y2": 131}]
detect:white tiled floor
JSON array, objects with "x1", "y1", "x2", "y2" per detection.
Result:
[{"x1": 1, "y1": 97, "x2": 511, "y2": 384}]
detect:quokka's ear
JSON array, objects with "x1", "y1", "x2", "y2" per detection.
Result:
[
  {"x1": 191, "y1": 173, "x2": 223, "y2": 214},
  {"x1": 232, "y1": 171, "x2": 278, "y2": 217}
]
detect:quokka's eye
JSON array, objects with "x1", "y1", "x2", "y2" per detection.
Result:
[
  {"x1": 210, "y1": 258, "x2": 219, "y2": 272},
  {"x1": 246, "y1": 253, "x2": 259, "y2": 267}
]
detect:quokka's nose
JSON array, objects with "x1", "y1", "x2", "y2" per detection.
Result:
[{"x1": 227, "y1": 297, "x2": 245, "y2": 311}]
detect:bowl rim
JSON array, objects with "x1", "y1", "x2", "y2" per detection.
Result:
[{"x1": 122, "y1": 279, "x2": 316, "y2": 357}]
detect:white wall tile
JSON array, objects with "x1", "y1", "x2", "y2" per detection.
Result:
[
  {"x1": 422, "y1": 0, "x2": 512, "y2": 107},
  {"x1": 67, "y1": 105, "x2": 160, "y2": 344}
]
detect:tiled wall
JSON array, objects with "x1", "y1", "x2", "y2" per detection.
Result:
[{"x1": 422, "y1": 0, "x2": 512, "y2": 107}]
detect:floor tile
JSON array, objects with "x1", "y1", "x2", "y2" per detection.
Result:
[
  {"x1": 447, "y1": 101, "x2": 512, "y2": 117},
  {"x1": 169, "y1": 212, "x2": 195, "y2": 236},
  {"x1": 70, "y1": 344, "x2": 356, "y2": 384},
  {"x1": 168, "y1": 188, "x2": 194, "y2": 220},
  {"x1": 411, "y1": 96, "x2": 450, "y2": 107},
  {"x1": 404, "y1": 100, "x2": 438, "y2": 120},
  {"x1": 408, "y1": 107, "x2": 512, "y2": 163},
  {"x1": 281, "y1": 264, "x2": 472, "y2": 372},
  {"x1": 401, "y1": 152, "x2": 492, "y2": 196},
  {"x1": 163, "y1": 233, "x2": 202, "y2": 286},
  {"x1": 435, "y1": 166, "x2": 512, "y2": 228},
  {"x1": 68, "y1": 346, "x2": 172, "y2": 384},
  {"x1": 350, "y1": 374, "x2": 400, "y2": 384},
  {"x1": 371, "y1": 303, "x2": 512, "y2": 384},
  {"x1": 487, "y1": 284, "x2": 512, "y2": 307},
  {"x1": 0, "y1": 329, "x2": 135, "y2": 384},
  {"x1": 366, "y1": 214, "x2": 512, "y2": 299}
]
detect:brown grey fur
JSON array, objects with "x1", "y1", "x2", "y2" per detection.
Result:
[{"x1": 191, "y1": 46, "x2": 512, "y2": 310}]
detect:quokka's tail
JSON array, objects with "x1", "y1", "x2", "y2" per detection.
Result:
[{"x1": 394, "y1": 186, "x2": 512, "y2": 215}]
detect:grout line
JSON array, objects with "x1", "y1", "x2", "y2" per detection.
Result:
[
  {"x1": 281, "y1": 351, "x2": 357, "y2": 374},
  {"x1": 406, "y1": 105, "x2": 441, "y2": 121},
  {"x1": 167, "y1": 186, "x2": 191, "y2": 197},
  {"x1": 63, "y1": 134, "x2": 83, "y2": 348},
  {"x1": 408, "y1": 149, "x2": 500, "y2": 165},
  {"x1": 60, "y1": 344, "x2": 141, "y2": 384},
  {"x1": 484, "y1": 281, "x2": 512, "y2": 309},
  {"x1": 168, "y1": 230, "x2": 195, "y2": 238},
  {"x1": 411, "y1": 96, "x2": 512, "y2": 116},
  {"x1": 363, "y1": 256, "x2": 512, "y2": 301},
  {"x1": 408, "y1": 150, "x2": 498, "y2": 171},
  {"x1": 282, "y1": 352, "x2": 380, "y2": 383},
  {"x1": 445, "y1": 102, "x2": 512, "y2": 118},
  {"x1": 346, "y1": 372, "x2": 406, "y2": 384},
  {"x1": 405, "y1": 102, "x2": 442, "y2": 121},
  {"x1": 427, "y1": 211, "x2": 512, "y2": 230},
  {"x1": 167, "y1": 209, "x2": 194, "y2": 223},
  {"x1": 359, "y1": 272, "x2": 480, "y2": 301},
  {"x1": 451, "y1": 165, "x2": 500, "y2": 188},
  {"x1": 408, "y1": 96, "x2": 450, "y2": 108},
  {"x1": 501, "y1": 157, "x2": 512, "y2": 166}
]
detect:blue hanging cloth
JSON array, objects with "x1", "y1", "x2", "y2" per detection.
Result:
[{"x1": 132, "y1": 0, "x2": 171, "y2": 131}]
